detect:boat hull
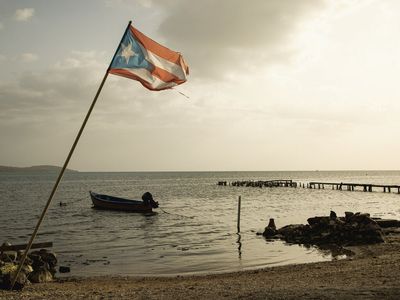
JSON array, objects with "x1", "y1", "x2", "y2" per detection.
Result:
[{"x1": 90, "y1": 191, "x2": 153, "y2": 213}]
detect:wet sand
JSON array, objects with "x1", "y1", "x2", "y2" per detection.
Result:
[{"x1": 1, "y1": 234, "x2": 400, "y2": 300}]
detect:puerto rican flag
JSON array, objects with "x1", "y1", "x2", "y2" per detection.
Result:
[{"x1": 108, "y1": 24, "x2": 189, "y2": 91}]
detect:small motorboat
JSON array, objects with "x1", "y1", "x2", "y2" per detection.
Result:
[{"x1": 90, "y1": 191, "x2": 157, "y2": 213}]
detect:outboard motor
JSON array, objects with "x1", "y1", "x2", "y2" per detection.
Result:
[{"x1": 142, "y1": 192, "x2": 159, "y2": 208}]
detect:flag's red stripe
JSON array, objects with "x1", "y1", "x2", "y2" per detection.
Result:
[
  {"x1": 152, "y1": 65, "x2": 186, "y2": 85},
  {"x1": 108, "y1": 69, "x2": 174, "y2": 91},
  {"x1": 130, "y1": 26, "x2": 182, "y2": 65}
]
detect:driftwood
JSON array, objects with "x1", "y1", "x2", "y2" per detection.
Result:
[{"x1": 0, "y1": 242, "x2": 52, "y2": 252}]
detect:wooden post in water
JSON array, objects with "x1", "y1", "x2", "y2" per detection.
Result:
[{"x1": 237, "y1": 196, "x2": 241, "y2": 233}]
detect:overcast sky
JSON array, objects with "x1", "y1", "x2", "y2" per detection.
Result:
[{"x1": 1, "y1": 0, "x2": 400, "y2": 171}]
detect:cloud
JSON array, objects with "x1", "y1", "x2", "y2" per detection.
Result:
[
  {"x1": 0, "y1": 54, "x2": 5, "y2": 63},
  {"x1": 0, "y1": 50, "x2": 211, "y2": 170},
  {"x1": 0, "y1": 50, "x2": 188, "y2": 132},
  {"x1": 155, "y1": 0, "x2": 326, "y2": 79},
  {"x1": 0, "y1": 22, "x2": 3, "y2": 30},
  {"x1": 104, "y1": 0, "x2": 153, "y2": 8},
  {"x1": 20, "y1": 53, "x2": 38, "y2": 62},
  {"x1": 14, "y1": 8, "x2": 35, "y2": 22},
  {"x1": 0, "y1": 52, "x2": 103, "y2": 121}
]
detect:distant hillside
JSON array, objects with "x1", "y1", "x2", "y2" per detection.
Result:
[{"x1": 0, "y1": 165, "x2": 78, "y2": 173}]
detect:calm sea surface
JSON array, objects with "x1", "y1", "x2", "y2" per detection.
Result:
[{"x1": 1, "y1": 171, "x2": 400, "y2": 276}]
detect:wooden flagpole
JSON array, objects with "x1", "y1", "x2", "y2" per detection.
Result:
[{"x1": 11, "y1": 21, "x2": 132, "y2": 290}]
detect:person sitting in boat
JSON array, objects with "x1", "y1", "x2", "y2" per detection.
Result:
[{"x1": 142, "y1": 192, "x2": 159, "y2": 208}]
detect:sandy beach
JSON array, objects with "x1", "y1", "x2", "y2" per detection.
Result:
[{"x1": 1, "y1": 233, "x2": 400, "y2": 300}]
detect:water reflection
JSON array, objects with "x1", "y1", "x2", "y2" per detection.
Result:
[
  {"x1": 1, "y1": 170, "x2": 400, "y2": 276},
  {"x1": 236, "y1": 233, "x2": 242, "y2": 259},
  {"x1": 303, "y1": 243, "x2": 354, "y2": 259}
]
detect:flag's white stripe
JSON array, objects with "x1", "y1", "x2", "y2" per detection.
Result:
[
  {"x1": 147, "y1": 50, "x2": 187, "y2": 80},
  {"x1": 122, "y1": 67, "x2": 177, "y2": 89},
  {"x1": 137, "y1": 42, "x2": 187, "y2": 81}
]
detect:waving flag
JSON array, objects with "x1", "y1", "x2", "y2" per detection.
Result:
[
  {"x1": 10, "y1": 22, "x2": 189, "y2": 289},
  {"x1": 108, "y1": 24, "x2": 189, "y2": 91}
]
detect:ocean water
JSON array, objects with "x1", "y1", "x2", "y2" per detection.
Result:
[{"x1": 1, "y1": 170, "x2": 400, "y2": 277}]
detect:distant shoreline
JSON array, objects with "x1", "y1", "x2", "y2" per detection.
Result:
[
  {"x1": 0, "y1": 165, "x2": 78, "y2": 173},
  {"x1": 2, "y1": 167, "x2": 400, "y2": 173}
]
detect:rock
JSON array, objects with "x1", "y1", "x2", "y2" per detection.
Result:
[
  {"x1": 277, "y1": 224, "x2": 310, "y2": 243},
  {"x1": 49, "y1": 267, "x2": 57, "y2": 277},
  {"x1": 351, "y1": 213, "x2": 372, "y2": 225},
  {"x1": 0, "y1": 246, "x2": 58, "y2": 290},
  {"x1": 307, "y1": 216, "x2": 329, "y2": 226},
  {"x1": 382, "y1": 227, "x2": 400, "y2": 234},
  {"x1": 263, "y1": 218, "x2": 278, "y2": 237},
  {"x1": 1, "y1": 270, "x2": 28, "y2": 290},
  {"x1": 1, "y1": 251, "x2": 17, "y2": 262},
  {"x1": 0, "y1": 263, "x2": 17, "y2": 275},
  {"x1": 0, "y1": 242, "x2": 11, "y2": 249},
  {"x1": 41, "y1": 250, "x2": 57, "y2": 269},
  {"x1": 59, "y1": 266, "x2": 71, "y2": 273},
  {"x1": 0, "y1": 264, "x2": 28, "y2": 290},
  {"x1": 273, "y1": 234, "x2": 285, "y2": 240},
  {"x1": 21, "y1": 264, "x2": 33, "y2": 276},
  {"x1": 267, "y1": 218, "x2": 276, "y2": 229},
  {"x1": 31, "y1": 249, "x2": 57, "y2": 269},
  {"x1": 263, "y1": 212, "x2": 388, "y2": 246},
  {"x1": 29, "y1": 253, "x2": 47, "y2": 270},
  {"x1": 263, "y1": 226, "x2": 276, "y2": 238},
  {"x1": 345, "y1": 211, "x2": 354, "y2": 220},
  {"x1": 28, "y1": 267, "x2": 53, "y2": 283},
  {"x1": 374, "y1": 219, "x2": 400, "y2": 228}
]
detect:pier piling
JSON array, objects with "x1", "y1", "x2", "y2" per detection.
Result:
[
  {"x1": 308, "y1": 181, "x2": 400, "y2": 195},
  {"x1": 218, "y1": 179, "x2": 400, "y2": 195},
  {"x1": 237, "y1": 196, "x2": 241, "y2": 233}
]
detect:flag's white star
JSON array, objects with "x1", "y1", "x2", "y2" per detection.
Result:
[{"x1": 120, "y1": 42, "x2": 136, "y2": 64}]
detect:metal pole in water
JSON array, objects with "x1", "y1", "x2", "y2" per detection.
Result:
[{"x1": 237, "y1": 195, "x2": 241, "y2": 233}]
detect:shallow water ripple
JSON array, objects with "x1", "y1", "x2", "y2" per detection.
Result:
[{"x1": 1, "y1": 171, "x2": 400, "y2": 276}]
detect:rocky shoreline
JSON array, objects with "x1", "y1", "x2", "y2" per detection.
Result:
[
  {"x1": 261, "y1": 211, "x2": 400, "y2": 246},
  {"x1": 1, "y1": 212, "x2": 400, "y2": 299},
  {"x1": 0, "y1": 245, "x2": 67, "y2": 290},
  {"x1": 1, "y1": 236, "x2": 399, "y2": 299}
]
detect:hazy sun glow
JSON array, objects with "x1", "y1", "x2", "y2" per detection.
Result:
[{"x1": 1, "y1": 0, "x2": 400, "y2": 171}]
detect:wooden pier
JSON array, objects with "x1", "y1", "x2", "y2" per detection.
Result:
[
  {"x1": 217, "y1": 179, "x2": 400, "y2": 194},
  {"x1": 308, "y1": 182, "x2": 400, "y2": 194},
  {"x1": 217, "y1": 180, "x2": 297, "y2": 188}
]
